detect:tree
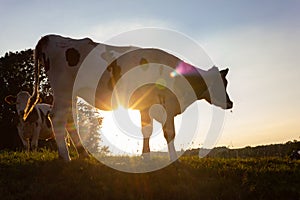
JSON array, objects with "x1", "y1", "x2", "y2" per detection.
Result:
[
  {"x1": 0, "y1": 50, "x2": 51, "y2": 150},
  {"x1": 77, "y1": 99, "x2": 109, "y2": 154}
]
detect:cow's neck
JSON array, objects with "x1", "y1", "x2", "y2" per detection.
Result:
[{"x1": 176, "y1": 71, "x2": 208, "y2": 110}]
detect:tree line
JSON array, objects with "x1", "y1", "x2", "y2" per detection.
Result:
[{"x1": 185, "y1": 140, "x2": 300, "y2": 159}]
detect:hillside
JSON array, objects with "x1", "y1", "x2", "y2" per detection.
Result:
[{"x1": 184, "y1": 140, "x2": 300, "y2": 158}]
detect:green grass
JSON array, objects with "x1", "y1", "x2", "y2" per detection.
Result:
[{"x1": 0, "y1": 150, "x2": 299, "y2": 200}]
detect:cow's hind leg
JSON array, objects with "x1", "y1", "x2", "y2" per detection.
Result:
[
  {"x1": 51, "y1": 106, "x2": 71, "y2": 161},
  {"x1": 140, "y1": 110, "x2": 153, "y2": 160},
  {"x1": 163, "y1": 117, "x2": 178, "y2": 162},
  {"x1": 66, "y1": 113, "x2": 89, "y2": 159}
]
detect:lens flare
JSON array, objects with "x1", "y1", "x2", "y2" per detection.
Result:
[{"x1": 170, "y1": 61, "x2": 198, "y2": 78}]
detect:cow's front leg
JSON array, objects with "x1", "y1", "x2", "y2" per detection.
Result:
[
  {"x1": 51, "y1": 107, "x2": 71, "y2": 161},
  {"x1": 31, "y1": 126, "x2": 40, "y2": 151},
  {"x1": 17, "y1": 127, "x2": 30, "y2": 151},
  {"x1": 163, "y1": 117, "x2": 177, "y2": 162},
  {"x1": 140, "y1": 110, "x2": 153, "y2": 160},
  {"x1": 21, "y1": 138, "x2": 30, "y2": 151}
]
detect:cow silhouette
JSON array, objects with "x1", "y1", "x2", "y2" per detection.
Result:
[{"x1": 24, "y1": 35, "x2": 233, "y2": 161}]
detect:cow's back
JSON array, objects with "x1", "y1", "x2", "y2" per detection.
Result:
[{"x1": 42, "y1": 35, "x2": 98, "y2": 93}]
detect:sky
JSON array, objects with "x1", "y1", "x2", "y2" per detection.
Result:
[{"x1": 1, "y1": 0, "x2": 299, "y2": 152}]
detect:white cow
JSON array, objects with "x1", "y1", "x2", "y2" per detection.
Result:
[
  {"x1": 5, "y1": 91, "x2": 54, "y2": 151},
  {"x1": 24, "y1": 35, "x2": 233, "y2": 161}
]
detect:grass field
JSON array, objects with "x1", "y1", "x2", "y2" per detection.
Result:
[{"x1": 0, "y1": 150, "x2": 299, "y2": 200}]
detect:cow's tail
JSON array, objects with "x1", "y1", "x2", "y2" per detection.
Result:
[{"x1": 23, "y1": 36, "x2": 48, "y2": 121}]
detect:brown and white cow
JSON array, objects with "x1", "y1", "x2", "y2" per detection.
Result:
[
  {"x1": 5, "y1": 91, "x2": 53, "y2": 151},
  {"x1": 24, "y1": 34, "x2": 233, "y2": 161}
]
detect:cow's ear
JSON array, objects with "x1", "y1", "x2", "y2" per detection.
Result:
[
  {"x1": 220, "y1": 68, "x2": 229, "y2": 76},
  {"x1": 5, "y1": 95, "x2": 17, "y2": 105}
]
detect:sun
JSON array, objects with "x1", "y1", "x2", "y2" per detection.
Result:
[
  {"x1": 112, "y1": 106, "x2": 141, "y2": 127},
  {"x1": 98, "y1": 106, "x2": 143, "y2": 155},
  {"x1": 76, "y1": 99, "x2": 203, "y2": 156}
]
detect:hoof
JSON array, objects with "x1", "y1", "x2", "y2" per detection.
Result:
[
  {"x1": 77, "y1": 147, "x2": 90, "y2": 159},
  {"x1": 172, "y1": 159, "x2": 181, "y2": 167},
  {"x1": 79, "y1": 152, "x2": 90, "y2": 159},
  {"x1": 58, "y1": 154, "x2": 71, "y2": 162},
  {"x1": 142, "y1": 153, "x2": 151, "y2": 162}
]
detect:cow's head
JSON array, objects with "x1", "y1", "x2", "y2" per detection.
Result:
[
  {"x1": 5, "y1": 91, "x2": 32, "y2": 117},
  {"x1": 200, "y1": 67, "x2": 233, "y2": 109}
]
